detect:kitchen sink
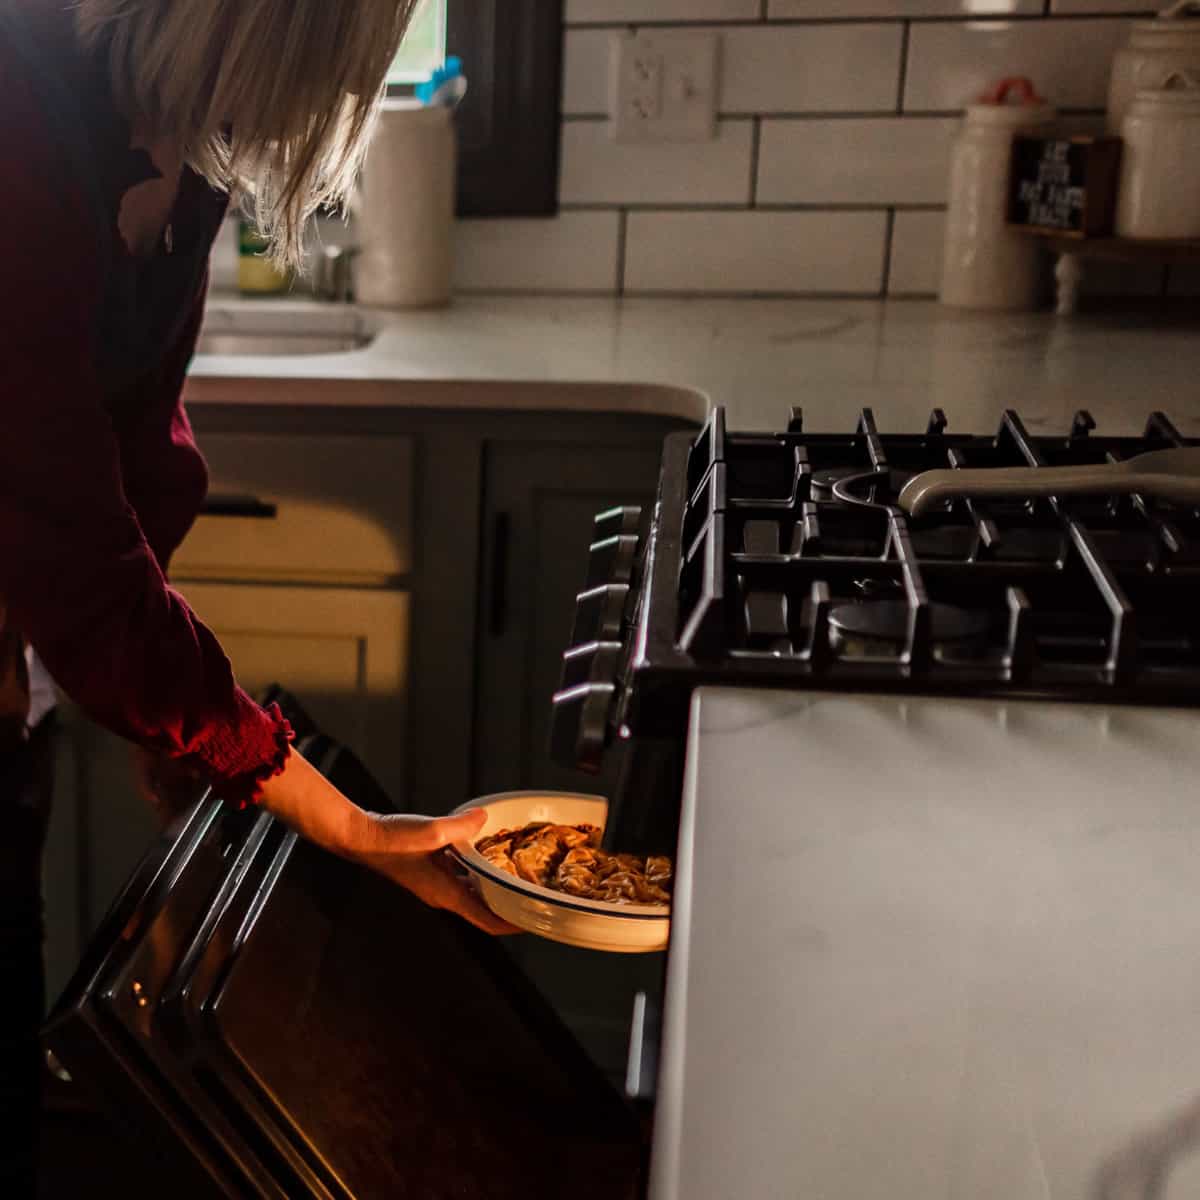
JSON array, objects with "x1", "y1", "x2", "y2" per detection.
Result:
[
  {"x1": 195, "y1": 331, "x2": 371, "y2": 355},
  {"x1": 195, "y1": 298, "x2": 375, "y2": 357}
]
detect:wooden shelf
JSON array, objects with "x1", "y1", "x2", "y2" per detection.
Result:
[
  {"x1": 1013, "y1": 229, "x2": 1200, "y2": 263},
  {"x1": 1009, "y1": 228, "x2": 1200, "y2": 313}
]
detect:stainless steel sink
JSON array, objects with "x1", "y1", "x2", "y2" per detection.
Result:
[
  {"x1": 195, "y1": 300, "x2": 374, "y2": 357},
  {"x1": 195, "y1": 331, "x2": 370, "y2": 356}
]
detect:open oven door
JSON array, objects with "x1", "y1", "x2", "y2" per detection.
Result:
[{"x1": 43, "y1": 690, "x2": 645, "y2": 1200}]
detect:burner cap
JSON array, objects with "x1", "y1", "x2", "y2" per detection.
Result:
[
  {"x1": 828, "y1": 600, "x2": 992, "y2": 646},
  {"x1": 810, "y1": 468, "x2": 920, "y2": 508},
  {"x1": 809, "y1": 467, "x2": 859, "y2": 502}
]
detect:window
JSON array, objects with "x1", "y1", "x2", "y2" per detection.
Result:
[
  {"x1": 386, "y1": 1, "x2": 563, "y2": 218},
  {"x1": 387, "y1": 0, "x2": 447, "y2": 85}
]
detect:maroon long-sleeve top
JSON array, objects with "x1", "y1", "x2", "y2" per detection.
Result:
[{"x1": 0, "y1": 1, "x2": 292, "y2": 801}]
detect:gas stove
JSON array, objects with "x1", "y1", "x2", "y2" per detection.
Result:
[{"x1": 551, "y1": 406, "x2": 1200, "y2": 855}]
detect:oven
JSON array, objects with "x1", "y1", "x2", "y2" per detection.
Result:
[
  {"x1": 44, "y1": 690, "x2": 646, "y2": 1199},
  {"x1": 548, "y1": 402, "x2": 1200, "y2": 1199}
]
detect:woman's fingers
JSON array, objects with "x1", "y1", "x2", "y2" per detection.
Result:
[{"x1": 391, "y1": 854, "x2": 520, "y2": 935}]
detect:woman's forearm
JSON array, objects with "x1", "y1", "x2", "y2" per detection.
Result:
[
  {"x1": 257, "y1": 746, "x2": 367, "y2": 857},
  {"x1": 255, "y1": 748, "x2": 516, "y2": 935}
]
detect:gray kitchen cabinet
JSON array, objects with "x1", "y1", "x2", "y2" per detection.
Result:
[
  {"x1": 472, "y1": 440, "x2": 659, "y2": 798},
  {"x1": 42, "y1": 702, "x2": 159, "y2": 1003},
  {"x1": 42, "y1": 431, "x2": 416, "y2": 995},
  {"x1": 176, "y1": 582, "x2": 411, "y2": 801},
  {"x1": 171, "y1": 432, "x2": 414, "y2": 586},
  {"x1": 41, "y1": 403, "x2": 694, "y2": 1069},
  {"x1": 473, "y1": 439, "x2": 668, "y2": 1087}
]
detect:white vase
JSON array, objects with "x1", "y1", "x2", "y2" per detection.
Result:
[
  {"x1": 1107, "y1": 1, "x2": 1200, "y2": 135},
  {"x1": 354, "y1": 100, "x2": 457, "y2": 309},
  {"x1": 1116, "y1": 70, "x2": 1200, "y2": 239},
  {"x1": 940, "y1": 79, "x2": 1056, "y2": 312}
]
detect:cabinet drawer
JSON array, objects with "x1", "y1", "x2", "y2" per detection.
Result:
[
  {"x1": 172, "y1": 433, "x2": 413, "y2": 584},
  {"x1": 179, "y1": 581, "x2": 410, "y2": 801}
]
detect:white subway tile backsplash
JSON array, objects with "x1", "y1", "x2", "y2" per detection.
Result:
[
  {"x1": 454, "y1": 213, "x2": 621, "y2": 292},
  {"x1": 475, "y1": 5, "x2": 1175, "y2": 302},
  {"x1": 561, "y1": 120, "x2": 754, "y2": 204},
  {"x1": 721, "y1": 24, "x2": 904, "y2": 113},
  {"x1": 770, "y1": 0, "x2": 1039, "y2": 16},
  {"x1": 904, "y1": 19, "x2": 1131, "y2": 112},
  {"x1": 565, "y1": 23, "x2": 905, "y2": 116},
  {"x1": 624, "y1": 210, "x2": 887, "y2": 293},
  {"x1": 567, "y1": 0, "x2": 760, "y2": 21},
  {"x1": 888, "y1": 210, "x2": 944, "y2": 295},
  {"x1": 562, "y1": 29, "x2": 613, "y2": 114},
  {"x1": 758, "y1": 117, "x2": 957, "y2": 204}
]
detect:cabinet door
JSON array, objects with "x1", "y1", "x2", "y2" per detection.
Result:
[
  {"x1": 172, "y1": 433, "x2": 414, "y2": 585},
  {"x1": 42, "y1": 702, "x2": 157, "y2": 1004},
  {"x1": 474, "y1": 442, "x2": 666, "y2": 1086},
  {"x1": 473, "y1": 441, "x2": 662, "y2": 799},
  {"x1": 178, "y1": 583, "x2": 410, "y2": 803}
]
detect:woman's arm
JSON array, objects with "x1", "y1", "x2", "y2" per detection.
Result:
[
  {"x1": 259, "y1": 752, "x2": 513, "y2": 933},
  {"x1": 0, "y1": 64, "x2": 512, "y2": 934}
]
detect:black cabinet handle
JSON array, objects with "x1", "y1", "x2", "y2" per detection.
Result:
[
  {"x1": 489, "y1": 512, "x2": 510, "y2": 636},
  {"x1": 202, "y1": 494, "x2": 278, "y2": 519}
]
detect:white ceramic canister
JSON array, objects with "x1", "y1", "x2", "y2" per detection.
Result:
[
  {"x1": 354, "y1": 99, "x2": 457, "y2": 309},
  {"x1": 940, "y1": 77, "x2": 1056, "y2": 311},
  {"x1": 1116, "y1": 71, "x2": 1200, "y2": 238},
  {"x1": 1107, "y1": 1, "x2": 1200, "y2": 134}
]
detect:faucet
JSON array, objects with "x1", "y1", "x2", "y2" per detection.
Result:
[{"x1": 313, "y1": 244, "x2": 359, "y2": 303}]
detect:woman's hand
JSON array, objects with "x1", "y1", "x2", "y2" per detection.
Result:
[
  {"x1": 345, "y1": 807, "x2": 518, "y2": 935},
  {"x1": 258, "y1": 747, "x2": 517, "y2": 935}
]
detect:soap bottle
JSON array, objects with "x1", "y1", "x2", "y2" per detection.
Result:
[{"x1": 237, "y1": 219, "x2": 291, "y2": 296}]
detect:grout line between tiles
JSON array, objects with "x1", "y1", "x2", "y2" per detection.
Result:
[
  {"x1": 555, "y1": 202, "x2": 948, "y2": 214},
  {"x1": 615, "y1": 209, "x2": 628, "y2": 296},
  {"x1": 881, "y1": 208, "x2": 896, "y2": 297},
  {"x1": 564, "y1": 108, "x2": 1107, "y2": 123},
  {"x1": 748, "y1": 117, "x2": 762, "y2": 207},
  {"x1": 563, "y1": 13, "x2": 1135, "y2": 29},
  {"x1": 895, "y1": 22, "x2": 910, "y2": 116}
]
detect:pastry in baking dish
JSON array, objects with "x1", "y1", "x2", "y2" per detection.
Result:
[{"x1": 475, "y1": 822, "x2": 671, "y2": 906}]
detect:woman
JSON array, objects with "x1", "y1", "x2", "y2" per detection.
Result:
[{"x1": 0, "y1": 0, "x2": 510, "y2": 1190}]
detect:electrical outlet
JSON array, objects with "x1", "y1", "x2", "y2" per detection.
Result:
[{"x1": 611, "y1": 31, "x2": 719, "y2": 144}]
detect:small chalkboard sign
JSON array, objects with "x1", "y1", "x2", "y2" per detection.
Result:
[{"x1": 1007, "y1": 136, "x2": 1123, "y2": 238}]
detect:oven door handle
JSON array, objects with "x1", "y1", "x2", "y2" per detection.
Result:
[{"x1": 625, "y1": 990, "x2": 661, "y2": 1102}]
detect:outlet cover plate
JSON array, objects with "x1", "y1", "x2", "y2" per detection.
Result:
[{"x1": 610, "y1": 30, "x2": 719, "y2": 144}]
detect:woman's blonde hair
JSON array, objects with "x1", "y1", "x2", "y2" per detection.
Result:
[{"x1": 75, "y1": 0, "x2": 420, "y2": 270}]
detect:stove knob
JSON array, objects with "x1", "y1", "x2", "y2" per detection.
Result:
[
  {"x1": 549, "y1": 682, "x2": 617, "y2": 771},
  {"x1": 586, "y1": 534, "x2": 639, "y2": 590},
  {"x1": 559, "y1": 640, "x2": 622, "y2": 689},
  {"x1": 571, "y1": 583, "x2": 630, "y2": 646},
  {"x1": 550, "y1": 641, "x2": 623, "y2": 770},
  {"x1": 592, "y1": 506, "x2": 642, "y2": 543}
]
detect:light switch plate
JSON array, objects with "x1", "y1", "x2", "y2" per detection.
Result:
[{"x1": 610, "y1": 30, "x2": 719, "y2": 144}]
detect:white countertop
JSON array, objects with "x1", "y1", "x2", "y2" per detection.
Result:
[
  {"x1": 652, "y1": 686, "x2": 1200, "y2": 1200},
  {"x1": 189, "y1": 296, "x2": 1200, "y2": 437}
]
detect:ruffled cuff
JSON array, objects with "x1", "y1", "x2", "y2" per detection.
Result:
[
  {"x1": 219, "y1": 700, "x2": 295, "y2": 809},
  {"x1": 183, "y1": 690, "x2": 295, "y2": 809}
]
